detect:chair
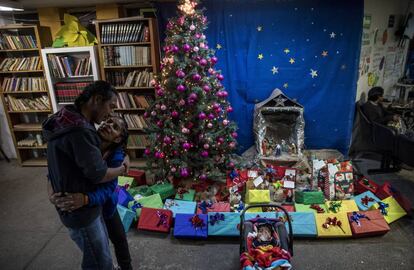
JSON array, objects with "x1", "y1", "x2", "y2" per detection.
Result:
[{"x1": 397, "y1": 134, "x2": 414, "y2": 167}]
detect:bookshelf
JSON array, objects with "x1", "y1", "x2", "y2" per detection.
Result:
[
  {"x1": 0, "y1": 24, "x2": 52, "y2": 166},
  {"x1": 41, "y1": 46, "x2": 100, "y2": 112},
  {"x1": 95, "y1": 16, "x2": 160, "y2": 164}
]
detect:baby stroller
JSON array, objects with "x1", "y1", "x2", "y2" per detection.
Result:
[{"x1": 240, "y1": 204, "x2": 293, "y2": 270}]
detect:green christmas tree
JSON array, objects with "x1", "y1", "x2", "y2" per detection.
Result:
[{"x1": 144, "y1": 0, "x2": 238, "y2": 182}]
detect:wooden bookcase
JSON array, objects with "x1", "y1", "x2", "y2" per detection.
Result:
[
  {"x1": 0, "y1": 24, "x2": 52, "y2": 166},
  {"x1": 41, "y1": 46, "x2": 100, "y2": 112},
  {"x1": 95, "y1": 17, "x2": 160, "y2": 167}
]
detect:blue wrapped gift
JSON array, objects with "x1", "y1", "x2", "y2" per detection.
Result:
[
  {"x1": 277, "y1": 212, "x2": 317, "y2": 238},
  {"x1": 164, "y1": 199, "x2": 197, "y2": 217},
  {"x1": 173, "y1": 213, "x2": 208, "y2": 239},
  {"x1": 353, "y1": 191, "x2": 381, "y2": 211},
  {"x1": 208, "y1": 212, "x2": 240, "y2": 237},
  {"x1": 117, "y1": 188, "x2": 134, "y2": 207},
  {"x1": 244, "y1": 212, "x2": 277, "y2": 220},
  {"x1": 117, "y1": 205, "x2": 136, "y2": 232}
]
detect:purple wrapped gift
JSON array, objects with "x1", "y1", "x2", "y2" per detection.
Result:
[{"x1": 173, "y1": 213, "x2": 208, "y2": 239}]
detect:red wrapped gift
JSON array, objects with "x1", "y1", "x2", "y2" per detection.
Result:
[
  {"x1": 278, "y1": 204, "x2": 295, "y2": 212},
  {"x1": 226, "y1": 170, "x2": 248, "y2": 192},
  {"x1": 347, "y1": 210, "x2": 390, "y2": 237},
  {"x1": 137, "y1": 208, "x2": 173, "y2": 233},
  {"x1": 376, "y1": 182, "x2": 411, "y2": 213},
  {"x1": 355, "y1": 177, "x2": 379, "y2": 194},
  {"x1": 196, "y1": 202, "x2": 231, "y2": 214},
  {"x1": 127, "y1": 169, "x2": 146, "y2": 186}
]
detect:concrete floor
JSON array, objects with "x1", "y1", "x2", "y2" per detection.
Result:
[{"x1": 0, "y1": 159, "x2": 413, "y2": 270}]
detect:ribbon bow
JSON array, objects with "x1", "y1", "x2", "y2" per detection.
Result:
[
  {"x1": 209, "y1": 213, "x2": 225, "y2": 226},
  {"x1": 266, "y1": 166, "x2": 275, "y2": 175},
  {"x1": 273, "y1": 180, "x2": 283, "y2": 190},
  {"x1": 328, "y1": 201, "x2": 342, "y2": 213},
  {"x1": 164, "y1": 200, "x2": 178, "y2": 209},
  {"x1": 189, "y1": 215, "x2": 205, "y2": 230},
  {"x1": 156, "y1": 210, "x2": 169, "y2": 228},
  {"x1": 349, "y1": 211, "x2": 370, "y2": 226},
  {"x1": 378, "y1": 202, "x2": 389, "y2": 216},
  {"x1": 198, "y1": 201, "x2": 213, "y2": 214},
  {"x1": 361, "y1": 196, "x2": 375, "y2": 206},
  {"x1": 229, "y1": 169, "x2": 239, "y2": 180},
  {"x1": 362, "y1": 178, "x2": 375, "y2": 190},
  {"x1": 177, "y1": 187, "x2": 189, "y2": 199},
  {"x1": 322, "y1": 217, "x2": 346, "y2": 233},
  {"x1": 310, "y1": 204, "x2": 325, "y2": 213},
  {"x1": 130, "y1": 202, "x2": 142, "y2": 212}
]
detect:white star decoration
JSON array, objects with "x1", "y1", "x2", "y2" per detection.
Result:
[
  {"x1": 284, "y1": 48, "x2": 290, "y2": 54},
  {"x1": 271, "y1": 66, "x2": 279, "y2": 74},
  {"x1": 274, "y1": 96, "x2": 287, "y2": 107},
  {"x1": 283, "y1": 83, "x2": 289, "y2": 88},
  {"x1": 330, "y1": 32, "x2": 336, "y2": 38},
  {"x1": 258, "y1": 54, "x2": 264, "y2": 60},
  {"x1": 257, "y1": 26, "x2": 263, "y2": 32},
  {"x1": 310, "y1": 69, "x2": 318, "y2": 78},
  {"x1": 289, "y1": 58, "x2": 295, "y2": 64},
  {"x1": 216, "y1": 44, "x2": 222, "y2": 50},
  {"x1": 321, "y1": 51, "x2": 328, "y2": 57}
]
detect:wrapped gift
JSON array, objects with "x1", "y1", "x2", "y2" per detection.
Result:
[
  {"x1": 334, "y1": 171, "x2": 354, "y2": 200},
  {"x1": 118, "y1": 176, "x2": 136, "y2": 189},
  {"x1": 226, "y1": 169, "x2": 248, "y2": 193},
  {"x1": 128, "y1": 185, "x2": 153, "y2": 198},
  {"x1": 175, "y1": 188, "x2": 195, "y2": 201},
  {"x1": 197, "y1": 201, "x2": 231, "y2": 214},
  {"x1": 244, "y1": 212, "x2": 277, "y2": 220},
  {"x1": 325, "y1": 200, "x2": 359, "y2": 213},
  {"x1": 317, "y1": 161, "x2": 353, "y2": 200},
  {"x1": 116, "y1": 205, "x2": 136, "y2": 232},
  {"x1": 277, "y1": 212, "x2": 317, "y2": 238},
  {"x1": 355, "y1": 177, "x2": 379, "y2": 194},
  {"x1": 347, "y1": 210, "x2": 390, "y2": 237},
  {"x1": 137, "y1": 207, "x2": 173, "y2": 233},
  {"x1": 150, "y1": 182, "x2": 175, "y2": 200},
  {"x1": 353, "y1": 191, "x2": 380, "y2": 211},
  {"x1": 208, "y1": 212, "x2": 240, "y2": 236},
  {"x1": 295, "y1": 190, "x2": 325, "y2": 204},
  {"x1": 173, "y1": 214, "x2": 208, "y2": 239},
  {"x1": 128, "y1": 193, "x2": 163, "y2": 218},
  {"x1": 370, "y1": 196, "x2": 407, "y2": 224},
  {"x1": 295, "y1": 203, "x2": 327, "y2": 214},
  {"x1": 127, "y1": 169, "x2": 146, "y2": 186},
  {"x1": 315, "y1": 212, "x2": 353, "y2": 238},
  {"x1": 264, "y1": 204, "x2": 295, "y2": 213},
  {"x1": 245, "y1": 190, "x2": 270, "y2": 204},
  {"x1": 164, "y1": 199, "x2": 196, "y2": 217},
  {"x1": 117, "y1": 188, "x2": 134, "y2": 207},
  {"x1": 375, "y1": 183, "x2": 411, "y2": 213}
]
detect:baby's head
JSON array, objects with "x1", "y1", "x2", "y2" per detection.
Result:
[{"x1": 98, "y1": 115, "x2": 129, "y2": 148}]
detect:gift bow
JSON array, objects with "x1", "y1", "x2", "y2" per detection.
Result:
[
  {"x1": 273, "y1": 180, "x2": 283, "y2": 190},
  {"x1": 164, "y1": 200, "x2": 178, "y2": 209},
  {"x1": 378, "y1": 202, "x2": 389, "y2": 216},
  {"x1": 349, "y1": 211, "x2": 370, "y2": 226},
  {"x1": 177, "y1": 188, "x2": 189, "y2": 199},
  {"x1": 310, "y1": 204, "x2": 325, "y2": 213},
  {"x1": 361, "y1": 196, "x2": 374, "y2": 206},
  {"x1": 189, "y1": 215, "x2": 205, "y2": 230},
  {"x1": 229, "y1": 169, "x2": 239, "y2": 180},
  {"x1": 209, "y1": 213, "x2": 225, "y2": 226},
  {"x1": 322, "y1": 217, "x2": 346, "y2": 233},
  {"x1": 328, "y1": 201, "x2": 342, "y2": 213},
  {"x1": 266, "y1": 166, "x2": 275, "y2": 175},
  {"x1": 198, "y1": 201, "x2": 213, "y2": 214},
  {"x1": 156, "y1": 210, "x2": 169, "y2": 228},
  {"x1": 130, "y1": 202, "x2": 142, "y2": 212},
  {"x1": 362, "y1": 178, "x2": 375, "y2": 190}
]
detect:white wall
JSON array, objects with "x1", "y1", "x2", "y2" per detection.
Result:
[{"x1": 356, "y1": 0, "x2": 411, "y2": 101}]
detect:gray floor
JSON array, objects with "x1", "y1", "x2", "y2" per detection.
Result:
[{"x1": 0, "y1": 159, "x2": 413, "y2": 270}]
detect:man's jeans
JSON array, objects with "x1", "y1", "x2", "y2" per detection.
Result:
[{"x1": 68, "y1": 216, "x2": 113, "y2": 270}]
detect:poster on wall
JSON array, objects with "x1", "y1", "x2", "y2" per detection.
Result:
[
  {"x1": 363, "y1": 14, "x2": 372, "y2": 29},
  {"x1": 359, "y1": 46, "x2": 372, "y2": 76},
  {"x1": 383, "y1": 46, "x2": 396, "y2": 81}
]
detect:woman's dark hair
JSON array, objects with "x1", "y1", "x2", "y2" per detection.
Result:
[
  {"x1": 368, "y1": 87, "x2": 384, "y2": 102},
  {"x1": 75, "y1": 80, "x2": 117, "y2": 110}
]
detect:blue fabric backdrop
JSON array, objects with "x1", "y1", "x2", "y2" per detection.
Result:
[{"x1": 156, "y1": 0, "x2": 363, "y2": 154}]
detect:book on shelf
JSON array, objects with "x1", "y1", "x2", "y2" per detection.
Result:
[
  {"x1": 0, "y1": 32, "x2": 37, "y2": 50},
  {"x1": 127, "y1": 134, "x2": 149, "y2": 148},
  {"x1": 6, "y1": 95, "x2": 50, "y2": 111},
  {"x1": 1, "y1": 77, "x2": 47, "y2": 92},
  {"x1": 100, "y1": 22, "x2": 150, "y2": 44},
  {"x1": 47, "y1": 54, "x2": 91, "y2": 78},
  {"x1": 0, "y1": 56, "x2": 41, "y2": 71},
  {"x1": 55, "y1": 82, "x2": 89, "y2": 103},
  {"x1": 105, "y1": 69, "x2": 153, "y2": 87},
  {"x1": 102, "y1": 46, "x2": 151, "y2": 66},
  {"x1": 123, "y1": 114, "x2": 148, "y2": 129},
  {"x1": 117, "y1": 93, "x2": 153, "y2": 109}
]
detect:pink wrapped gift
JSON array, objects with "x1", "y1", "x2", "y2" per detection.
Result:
[{"x1": 197, "y1": 201, "x2": 231, "y2": 214}]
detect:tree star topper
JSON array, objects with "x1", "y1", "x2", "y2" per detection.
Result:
[
  {"x1": 258, "y1": 54, "x2": 264, "y2": 60},
  {"x1": 310, "y1": 69, "x2": 318, "y2": 78},
  {"x1": 178, "y1": 0, "x2": 197, "y2": 15},
  {"x1": 271, "y1": 66, "x2": 279, "y2": 74}
]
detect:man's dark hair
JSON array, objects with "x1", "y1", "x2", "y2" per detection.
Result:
[
  {"x1": 367, "y1": 86, "x2": 384, "y2": 102},
  {"x1": 75, "y1": 80, "x2": 117, "y2": 109}
]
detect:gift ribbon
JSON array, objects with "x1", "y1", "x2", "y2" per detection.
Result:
[
  {"x1": 273, "y1": 180, "x2": 283, "y2": 190},
  {"x1": 361, "y1": 196, "x2": 374, "y2": 206},
  {"x1": 229, "y1": 169, "x2": 239, "y2": 180},
  {"x1": 349, "y1": 211, "x2": 370, "y2": 226},
  {"x1": 164, "y1": 200, "x2": 178, "y2": 209},
  {"x1": 328, "y1": 201, "x2": 342, "y2": 213},
  {"x1": 209, "y1": 213, "x2": 225, "y2": 226},
  {"x1": 156, "y1": 210, "x2": 169, "y2": 228},
  {"x1": 198, "y1": 201, "x2": 213, "y2": 214},
  {"x1": 177, "y1": 188, "x2": 189, "y2": 199},
  {"x1": 310, "y1": 204, "x2": 325, "y2": 213},
  {"x1": 130, "y1": 202, "x2": 142, "y2": 212},
  {"x1": 362, "y1": 178, "x2": 375, "y2": 190},
  {"x1": 378, "y1": 202, "x2": 389, "y2": 216},
  {"x1": 322, "y1": 217, "x2": 346, "y2": 233},
  {"x1": 189, "y1": 215, "x2": 205, "y2": 230}
]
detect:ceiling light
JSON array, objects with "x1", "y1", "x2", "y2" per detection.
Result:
[{"x1": 0, "y1": 1, "x2": 24, "y2": 11}]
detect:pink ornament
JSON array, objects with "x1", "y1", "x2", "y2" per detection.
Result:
[
  {"x1": 199, "y1": 59, "x2": 208, "y2": 66},
  {"x1": 151, "y1": 111, "x2": 157, "y2": 116},
  {"x1": 208, "y1": 68, "x2": 215, "y2": 75},
  {"x1": 173, "y1": 150, "x2": 179, "y2": 156},
  {"x1": 160, "y1": 105, "x2": 167, "y2": 111},
  {"x1": 195, "y1": 33, "x2": 201, "y2": 39},
  {"x1": 190, "y1": 24, "x2": 196, "y2": 31},
  {"x1": 208, "y1": 113, "x2": 214, "y2": 120},
  {"x1": 217, "y1": 74, "x2": 224, "y2": 81},
  {"x1": 177, "y1": 84, "x2": 186, "y2": 92},
  {"x1": 231, "y1": 132, "x2": 238, "y2": 138},
  {"x1": 167, "y1": 22, "x2": 174, "y2": 30},
  {"x1": 171, "y1": 111, "x2": 179, "y2": 118},
  {"x1": 205, "y1": 44, "x2": 209, "y2": 50},
  {"x1": 143, "y1": 112, "x2": 149, "y2": 118},
  {"x1": 229, "y1": 142, "x2": 236, "y2": 148},
  {"x1": 157, "y1": 120, "x2": 163, "y2": 127},
  {"x1": 228, "y1": 162, "x2": 235, "y2": 168},
  {"x1": 192, "y1": 73, "x2": 201, "y2": 81},
  {"x1": 159, "y1": 152, "x2": 165, "y2": 159},
  {"x1": 182, "y1": 127, "x2": 190, "y2": 134},
  {"x1": 171, "y1": 167, "x2": 177, "y2": 173},
  {"x1": 212, "y1": 103, "x2": 220, "y2": 109},
  {"x1": 163, "y1": 46, "x2": 170, "y2": 52},
  {"x1": 178, "y1": 16, "x2": 185, "y2": 26},
  {"x1": 180, "y1": 167, "x2": 189, "y2": 177},
  {"x1": 176, "y1": 70, "x2": 185, "y2": 78},
  {"x1": 202, "y1": 85, "x2": 210, "y2": 92},
  {"x1": 211, "y1": 56, "x2": 218, "y2": 64},
  {"x1": 150, "y1": 79, "x2": 156, "y2": 86},
  {"x1": 179, "y1": 99, "x2": 186, "y2": 106},
  {"x1": 223, "y1": 119, "x2": 229, "y2": 126},
  {"x1": 189, "y1": 93, "x2": 198, "y2": 100},
  {"x1": 198, "y1": 112, "x2": 207, "y2": 120},
  {"x1": 163, "y1": 136, "x2": 172, "y2": 144},
  {"x1": 200, "y1": 151, "x2": 209, "y2": 157},
  {"x1": 154, "y1": 152, "x2": 161, "y2": 158},
  {"x1": 199, "y1": 174, "x2": 207, "y2": 181},
  {"x1": 207, "y1": 123, "x2": 213, "y2": 128},
  {"x1": 144, "y1": 148, "x2": 151, "y2": 155},
  {"x1": 193, "y1": 46, "x2": 199, "y2": 52},
  {"x1": 156, "y1": 90, "x2": 164, "y2": 96},
  {"x1": 182, "y1": 142, "x2": 191, "y2": 150},
  {"x1": 227, "y1": 106, "x2": 233, "y2": 112},
  {"x1": 198, "y1": 134, "x2": 204, "y2": 139},
  {"x1": 203, "y1": 143, "x2": 210, "y2": 149},
  {"x1": 201, "y1": 34, "x2": 206, "y2": 39},
  {"x1": 182, "y1": 44, "x2": 191, "y2": 52},
  {"x1": 217, "y1": 137, "x2": 225, "y2": 143},
  {"x1": 155, "y1": 104, "x2": 160, "y2": 109},
  {"x1": 199, "y1": 42, "x2": 205, "y2": 49},
  {"x1": 171, "y1": 45, "x2": 179, "y2": 53}
]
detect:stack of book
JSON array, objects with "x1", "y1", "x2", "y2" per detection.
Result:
[
  {"x1": 0, "y1": 33, "x2": 37, "y2": 49},
  {"x1": 102, "y1": 46, "x2": 150, "y2": 66},
  {"x1": 127, "y1": 134, "x2": 149, "y2": 148},
  {"x1": 106, "y1": 69, "x2": 154, "y2": 87},
  {"x1": 0, "y1": 57, "x2": 41, "y2": 71},
  {"x1": 117, "y1": 93, "x2": 153, "y2": 109},
  {"x1": 124, "y1": 114, "x2": 147, "y2": 129},
  {"x1": 1, "y1": 77, "x2": 47, "y2": 92},
  {"x1": 100, "y1": 22, "x2": 149, "y2": 44},
  {"x1": 47, "y1": 54, "x2": 91, "y2": 78},
  {"x1": 55, "y1": 82, "x2": 89, "y2": 103},
  {"x1": 6, "y1": 95, "x2": 50, "y2": 111}
]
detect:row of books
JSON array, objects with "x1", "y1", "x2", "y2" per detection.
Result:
[
  {"x1": 47, "y1": 54, "x2": 91, "y2": 78},
  {"x1": 1, "y1": 77, "x2": 47, "y2": 92},
  {"x1": 0, "y1": 57, "x2": 42, "y2": 71},
  {"x1": 127, "y1": 134, "x2": 149, "y2": 148},
  {"x1": 54, "y1": 82, "x2": 89, "y2": 103},
  {"x1": 102, "y1": 46, "x2": 151, "y2": 66},
  {"x1": 6, "y1": 95, "x2": 50, "y2": 111},
  {"x1": 100, "y1": 22, "x2": 150, "y2": 44},
  {"x1": 124, "y1": 69, "x2": 153, "y2": 88},
  {"x1": 117, "y1": 93, "x2": 153, "y2": 109},
  {"x1": 124, "y1": 114, "x2": 148, "y2": 129},
  {"x1": 0, "y1": 33, "x2": 37, "y2": 50}
]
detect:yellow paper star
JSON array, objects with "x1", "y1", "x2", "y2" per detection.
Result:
[
  {"x1": 310, "y1": 69, "x2": 318, "y2": 78},
  {"x1": 283, "y1": 83, "x2": 289, "y2": 88},
  {"x1": 284, "y1": 48, "x2": 290, "y2": 54},
  {"x1": 257, "y1": 26, "x2": 263, "y2": 32},
  {"x1": 321, "y1": 51, "x2": 328, "y2": 57},
  {"x1": 258, "y1": 54, "x2": 264, "y2": 60},
  {"x1": 271, "y1": 66, "x2": 279, "y2": 74},
  {"x1": 289, "y1": 58, "x2": 295, "y2": 64},
  {"x1": 216, "y1": 44, "x2": 222, "y2": 50}
]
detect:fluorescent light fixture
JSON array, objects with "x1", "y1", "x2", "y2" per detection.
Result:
[
  {"x1": 0, "y1": 6, "x2": 24, "y2": 11},
  {"x1": 0, "y1": 1, "x2": 24, "y2": 11}
]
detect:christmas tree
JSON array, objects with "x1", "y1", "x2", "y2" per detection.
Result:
[{"x1": 145, "y1": 0, "x2": 238, "y2": 182}]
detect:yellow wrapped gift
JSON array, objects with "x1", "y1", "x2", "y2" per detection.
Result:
[
  {"x1": 245, "y1": 204, "x2": 263, "y2": 212},
  {"x1": 246, "y1": 189, "x2": 270, "y2": 204},
  {"x1": 325, "y1": 200, "x2": 359, "y2": 213},
  {"x1": 315, "y1": 212, "x2": 352, "y2": 238},
  {"x1": 370, "y1": 196, "x2": 407, "y2": 224}
]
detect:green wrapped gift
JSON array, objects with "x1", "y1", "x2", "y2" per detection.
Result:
[
  {"x1": 295, "y1": 203, "x2": 327, "y2": 214},
  {"x1": 128, "y1": 193, "x2": 163, "y2": 218},
  {"x1": 118, "y1": 176, "x2": 136, "y2": 189},
  {"x1": 149, "y1": 182, "x2": 175, "y2": 200},
  {"x1": 295, "y1": 191, "x2": 325, "y2": 205},
  {"x1": 128, "y1": 185, "x2": 153, "y2": 197},
  {"x1": 174, "y1": 188, "x2": 196, "y2": 201}
]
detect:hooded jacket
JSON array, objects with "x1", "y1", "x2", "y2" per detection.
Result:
[{"x1": 43, "y1": 105, "x2": 108, "y2": 229}]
